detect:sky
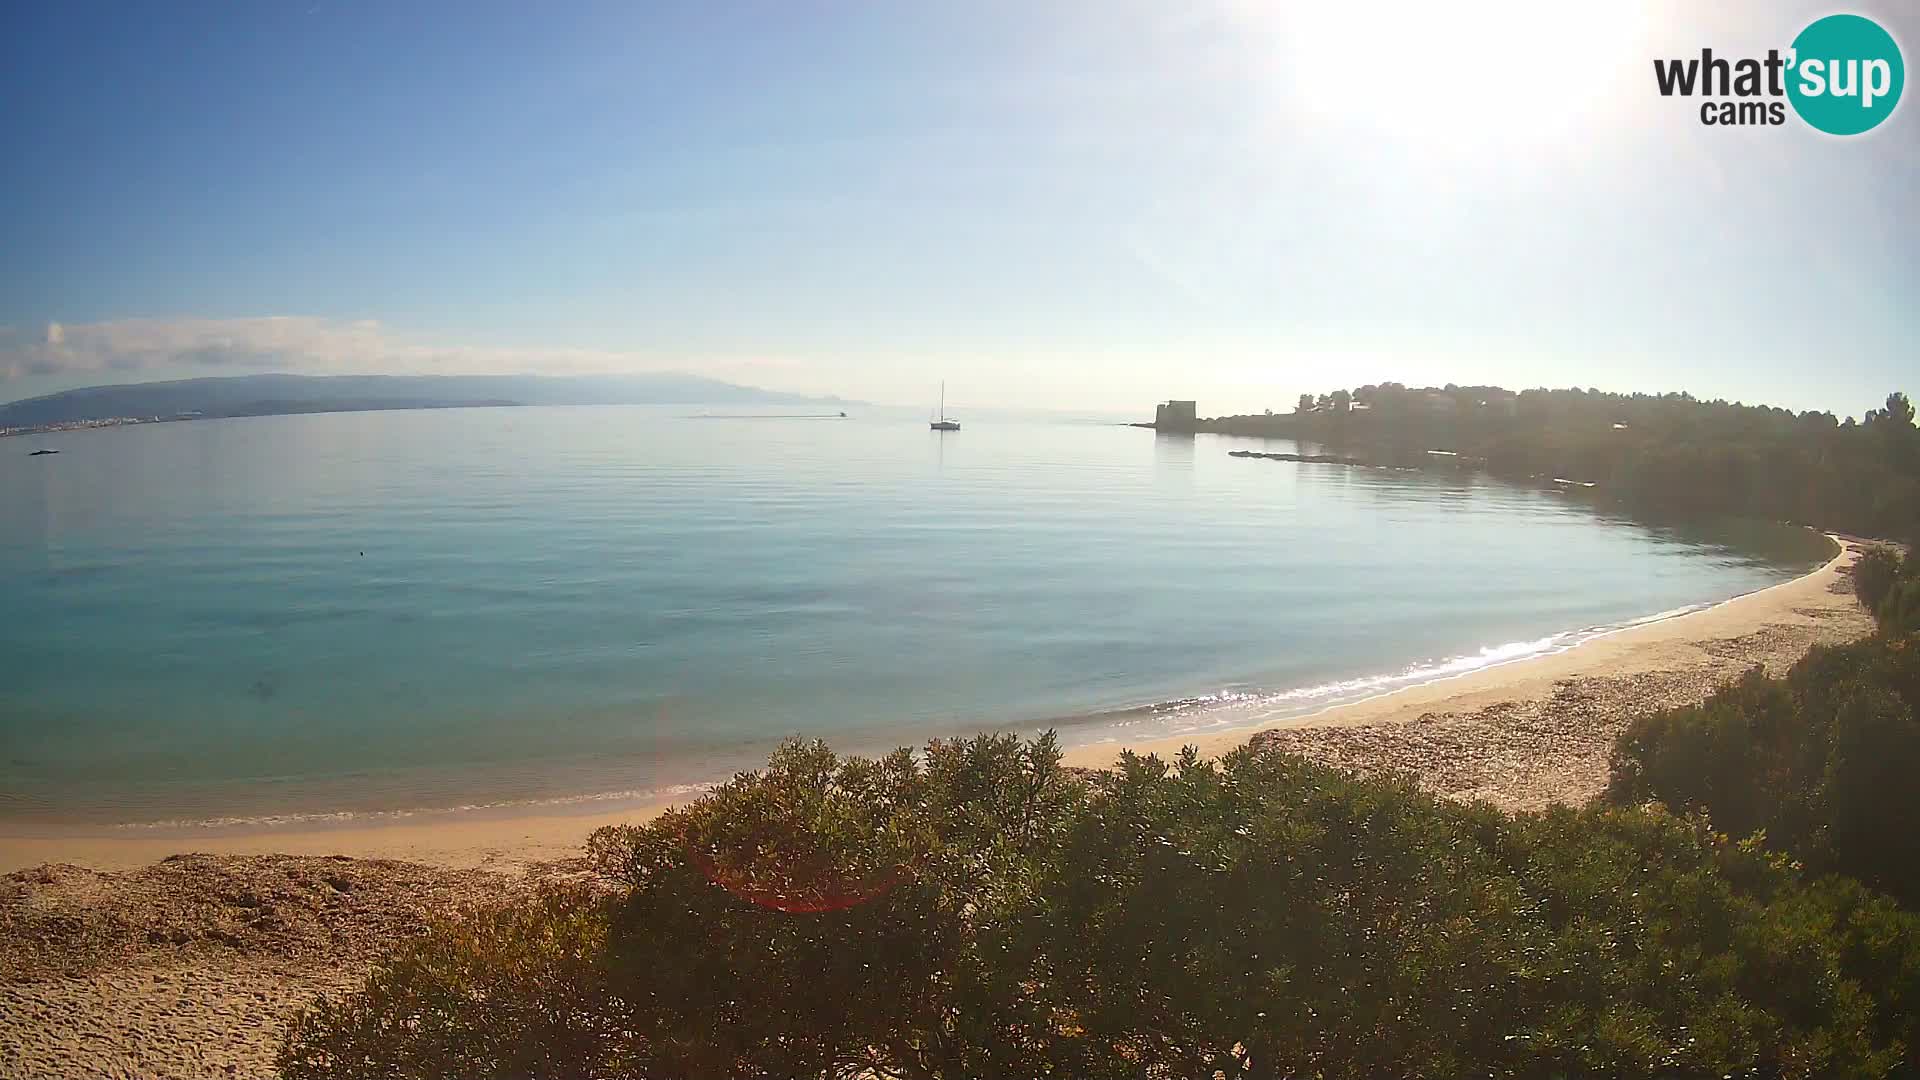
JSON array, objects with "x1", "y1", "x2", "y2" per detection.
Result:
[{"x1": 1, "y1": 1, "x2": 1915, "y2": 417}]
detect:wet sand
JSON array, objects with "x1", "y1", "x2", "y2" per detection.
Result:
[{"x1": 0, "y1": 537, "x2": 1877, "y2": 1078}]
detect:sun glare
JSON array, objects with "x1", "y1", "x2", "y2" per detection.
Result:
[{"x1": 1268, "y1": 1, "x2": 1653, "y2": 158}]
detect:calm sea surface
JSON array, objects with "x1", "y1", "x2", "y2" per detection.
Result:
[{"x1": 0, "y1": 406, "x2": 1831, "y2": 828}]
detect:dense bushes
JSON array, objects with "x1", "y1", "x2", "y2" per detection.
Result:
[
  {"x1": 279, "y1": 889, "x2": 629, "y2": 1077},
  {"x1": 1855, "y1": 546, "x2": 1906, "y2": 615},
  {"x1": 1608, "y1": 633, "x2": 1920, "y2": 906},
  {"x1": 1855, "y1": 545, "x2": 1920, "y2": 637},
  {"x1": 283, "y1": 735, "x2": 1920, "y2": 1079},
  {"x1": 1038, "y1": 750, "x2": 1920, "y2": 1079},
  {"x1": 1884, "y1": 580, "x2": 1920, "y2": 638}
]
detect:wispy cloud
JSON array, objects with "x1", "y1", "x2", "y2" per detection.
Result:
[{"x1": 0, "y1": 316, "x2": 748, "y2": 384}]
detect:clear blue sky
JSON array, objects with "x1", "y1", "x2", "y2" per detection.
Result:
[{"x1": 2, "y1": 1, "x2": 1914, "y2": 415}]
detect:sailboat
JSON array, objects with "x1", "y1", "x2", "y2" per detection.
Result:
[{"x1": 929, "y1": 381, "x2": 960, "y2": 431}]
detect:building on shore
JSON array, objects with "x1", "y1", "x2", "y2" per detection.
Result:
[{"x1": 1154, "y1": 400, "x2": 1197, "y2": 430}]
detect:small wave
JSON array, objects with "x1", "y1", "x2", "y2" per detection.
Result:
[
  {"x1": 1058, "y1": 599, "x2": 1723, "y2": 745},
  {"x1": 1611, "y1": 602, "x2": 1712, "y2": 628},
  {"x1": 107, "y1": 601, "x2": 1733, "y2": 831}
]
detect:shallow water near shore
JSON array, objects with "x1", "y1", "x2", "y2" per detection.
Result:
[{"x1": 0, "y1": 405, "x2": 1833, "y2": 829}]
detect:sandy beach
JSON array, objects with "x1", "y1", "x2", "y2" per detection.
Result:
[
  {"x1": 1, "y1": 537, "x2": 1878, "y2": 1079},
  {"x1": 1062, "y1": 535, "x2": 1874, "y2": 807}
]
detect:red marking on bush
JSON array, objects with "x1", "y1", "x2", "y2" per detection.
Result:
[{"x1": 685, "y1": 845, "x2": 908, "y2": 913}]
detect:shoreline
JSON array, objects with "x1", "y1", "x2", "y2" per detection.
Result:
[
  {"x1": 1, "y1": 538, "x2": 1879, "y2": 1080},
  {"x1": 0, "y1": 536, "x2": 1865, "y2": 875},
  {"x1": 1064, "y1": 534, "x2": 1866, "y2": 804}
]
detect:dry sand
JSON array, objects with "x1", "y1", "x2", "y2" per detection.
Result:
[
  {"x1": 0, "y1": 854, "x2": 603, "y2": 1079},
  {"x1": 0, "y1": 536, "x2": 1878, "y2": 1079},
  {"x1": 1062, "y1": 535, "x2": 1873, "y2": 807},
  {"x1": 0, "y1": 795, "x2": 685, "y2": 879}
]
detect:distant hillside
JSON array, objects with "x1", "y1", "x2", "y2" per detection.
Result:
[{"x1": 0, "y1": 373, "x2": 851, "y2": 428}]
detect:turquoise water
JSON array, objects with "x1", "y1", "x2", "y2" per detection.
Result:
[{"x1": 0, "y1": 406, "x2": 1829, "y2": 828}]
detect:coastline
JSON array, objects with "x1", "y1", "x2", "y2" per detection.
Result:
[
  {"x1": 1063, "y1": 533, "x2": 1866, "y2": 805},
  {"x1": 0, "y1": 535, "x2": 1865, "y2": 875},
  {"x1": 2, "y1": 537, "x2": 1879, "y2": 1080}
]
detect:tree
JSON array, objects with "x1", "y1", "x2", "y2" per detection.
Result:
[
  {"x1": 1867, "y1": 392, "x2": 1919, "y2": 475},
  {"x1": 1881, "y1": 392, "x2": 1915, "y2": 429},
  {"x1": 1295, "y1": 393, "x2": 1315, "y2": 414},
  {"x1": 1854, "y1": 545, "x2": 1906, "y2": 615},
  {"x1": 1329, "y1": 388, "x2": 1351, "y2": 414},
  {"x1": 1214, "y1": 385, "x2": 1920, "y2": 543}
]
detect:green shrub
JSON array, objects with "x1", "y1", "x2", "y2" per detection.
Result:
[
  {"x1": 278, "y1": 887, "x2": 629, "y2": 1079},
  {"x1": 1043, "y1": 749, "x2": 1919, "y2": 1079},
  {"x1": 1609, "y1": 635, "x2": 1920, "y2": 905},
  {"x1": 1851, "y1": 543, "x2": 1920, "y2": 637},
  {"x1": 1881, "y1": 577, "x2": 1920, "y2": 637},
  {"x1": 1855, "y1": 545, "x2": 1909, "y2": 622},
  {"x1": 283, "y1": 735, "x2": 1920, "y2": 1079}
]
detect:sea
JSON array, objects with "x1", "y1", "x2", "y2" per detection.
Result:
[{"x1": 0, "y1": 405, "x2": 1834, "y2": 830}]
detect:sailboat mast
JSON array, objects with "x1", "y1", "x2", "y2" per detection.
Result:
[{"x1": 929, "y1": 379, "x2": 960, "y2": 430}]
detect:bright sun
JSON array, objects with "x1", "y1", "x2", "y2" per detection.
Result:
[{"x1": 1263, "y1": 1, "x2": 1654, "y2": 158}]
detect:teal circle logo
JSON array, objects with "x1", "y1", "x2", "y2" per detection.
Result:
[{"x1": 1787, "y1": 14, "x2": 1904, "y2": 135}]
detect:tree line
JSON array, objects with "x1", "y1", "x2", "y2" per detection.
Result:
[{"x1": 1206, "y1": 385, "x2": 1919, "y2": 545}]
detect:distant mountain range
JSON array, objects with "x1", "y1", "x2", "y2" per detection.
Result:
[{"x1": 0, "y1": 373, "x2": 853, "y2": 429}]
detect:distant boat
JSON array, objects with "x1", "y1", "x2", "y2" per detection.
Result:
[
  {"x1": 929, "y1": 381, "x2": 960, "y2": 431},
  {"x1": 28, "y1": 449, "x2": 59, "y2": 456}
]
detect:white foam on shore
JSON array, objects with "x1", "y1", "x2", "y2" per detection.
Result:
[
  {"x1": 96, "y1": 592, "x2": 1775, "y2": 832},
  {"x1": 1055, "y1": 601, "x2": 1718, "y2": 746}
]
